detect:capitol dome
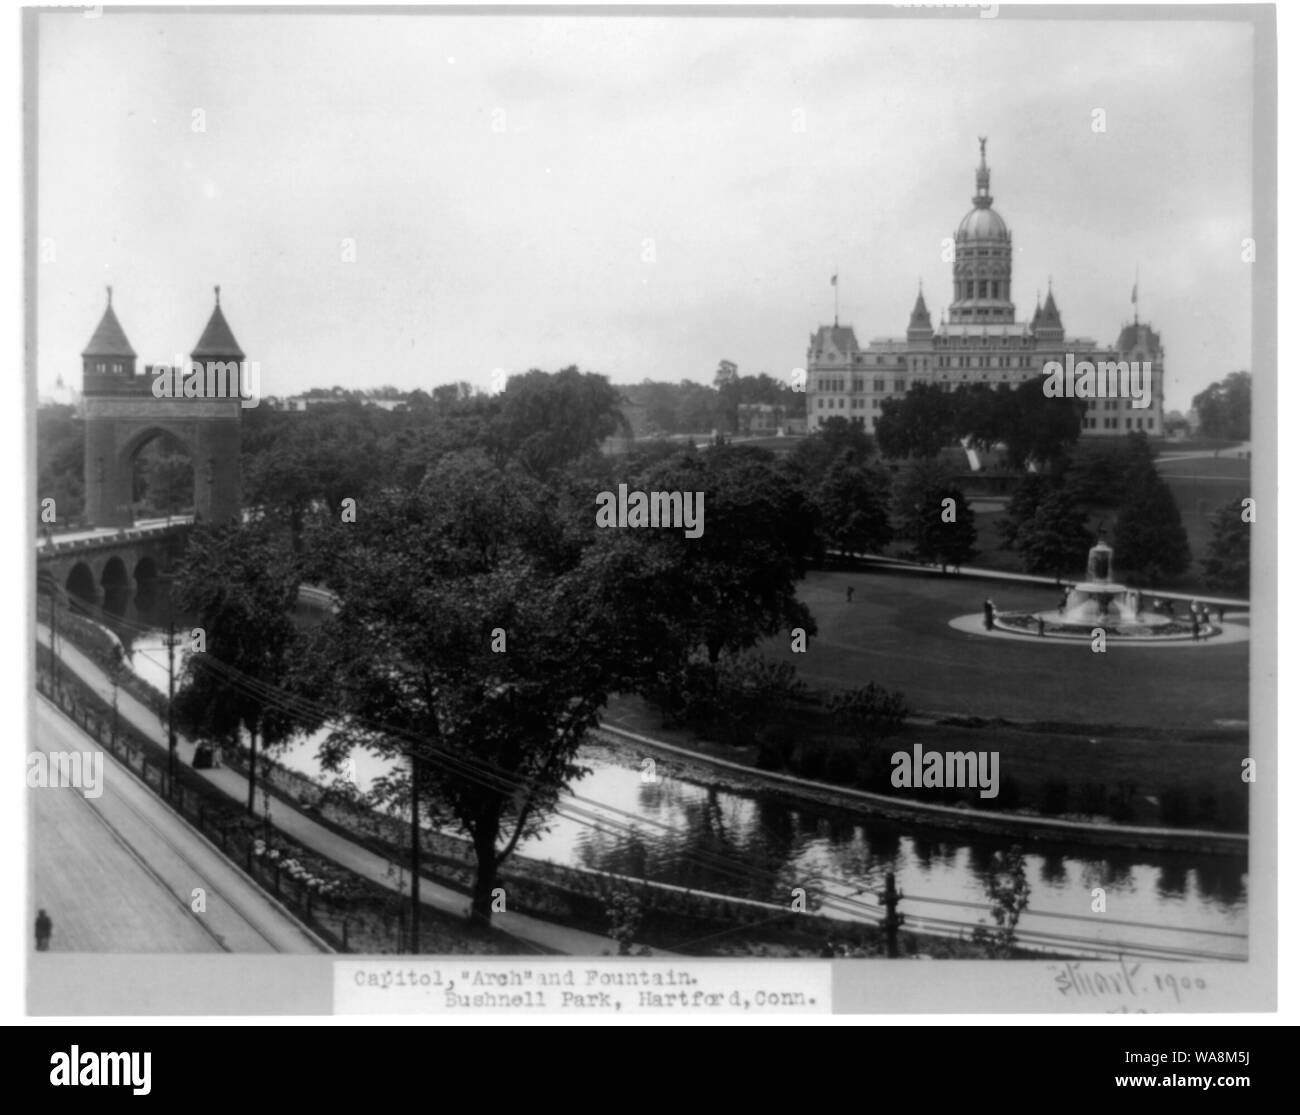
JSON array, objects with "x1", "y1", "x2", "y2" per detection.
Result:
[{"x1": 956, "y1": 205, "x2": 1009, "y2": 242}]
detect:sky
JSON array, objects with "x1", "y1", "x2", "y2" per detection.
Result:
[{"x1": 34, "y1": 10, "x2": 1256, "y2": 413}]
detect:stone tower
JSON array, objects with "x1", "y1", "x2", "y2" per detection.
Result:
[
  {"x1": 949, "y1": 138, "x2": 1015, "y2": 326},
  {"x1": 81, "y1": 288, "x2": 243, "y2": 528}
]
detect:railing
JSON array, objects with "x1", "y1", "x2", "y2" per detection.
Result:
[{"x1": 33, "y1": 659, "x2": 426, "y2": 955}]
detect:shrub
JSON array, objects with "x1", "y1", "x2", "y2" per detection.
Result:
[{"x1": 829, "y1": 682, "x2": 910, "y2": 738}]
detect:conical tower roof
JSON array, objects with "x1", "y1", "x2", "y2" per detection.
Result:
[
  {"x1": 82, "y1": 287, "x2": 136, "y2": 358},
  {"x1": 909, "y1": 287, "x2": 930, "y2": 328},
  {"x1": 907, "y1": 284, "x2": 934, "y2": 340},
  {"x1": 191, "y1": 286, "x2": 245, "y2": 361},
  {"x1": 1040, "y1": 287, "x2": 1061, "y2": 325}
]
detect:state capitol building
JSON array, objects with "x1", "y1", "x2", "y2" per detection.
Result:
[{"x1": 806, "y1": 140, "x2": 1165, "y2": 438}]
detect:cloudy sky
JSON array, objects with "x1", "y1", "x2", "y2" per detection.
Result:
[{"x1": 35, "y1": 10, "x2": 1255, "y2": 412}]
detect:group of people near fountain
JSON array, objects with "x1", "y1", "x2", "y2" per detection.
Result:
[{"x1": 978, "y1": 540, "x2": 1227, "y2": 642}]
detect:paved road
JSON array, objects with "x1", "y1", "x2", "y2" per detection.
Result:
[
  {"x1": 36, "y1": 625, "x2": 632, "y2": 956},
  {"x1": 30, "y1": 698, "x2": 329, "y2": 954}
]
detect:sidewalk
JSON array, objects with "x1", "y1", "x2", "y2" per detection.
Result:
[
  {"x1": 838, "y1": 552, "x2": 1251, "y2": 608},
  {"x1": 35, "y1": 625, "x2": 628, "y2": 957}
]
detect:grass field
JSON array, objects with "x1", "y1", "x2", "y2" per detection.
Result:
[
  {"x1": 605, "y1": 563, "x2": 1251, "y2": 829},
  {"x1": 768, "y1": 566, "x2": 1248, "y2": 727}
]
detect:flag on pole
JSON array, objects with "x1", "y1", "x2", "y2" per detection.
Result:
[{"x1": 831, "y1": 274, "x2": 838, "y2": 287}]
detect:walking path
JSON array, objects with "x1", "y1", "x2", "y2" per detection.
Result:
[
  {"x1": 35, "y1": 625, "x2": 628, "y2": 957},
  {"x1": 841, "y1": 552, "x2": 1251, "y2": 608}
]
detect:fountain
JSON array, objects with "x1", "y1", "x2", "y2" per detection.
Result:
[
  {"x1": 1058, "y1": 540, "x2": 1142, "y2": 628},
  {"x1": 987, "y1": 539, "x2": 1218, "y2": 642}
]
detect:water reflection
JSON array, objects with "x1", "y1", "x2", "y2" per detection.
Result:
[{"x1": 122, "y1": 639, "x2": 1248, "y2": 957}]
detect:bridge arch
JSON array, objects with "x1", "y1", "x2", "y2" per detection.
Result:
[
  {"x1": 101, "y1": 556, "x2": 130, "y2": 618},
  {"x1": 65, "y1": 562, "x2": 97, "y2": 612}
]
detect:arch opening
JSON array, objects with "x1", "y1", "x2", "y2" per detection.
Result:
[
  {"x1": 101, "y1": 557, "x2": 130, "y2": 619},
  {"x1": 65, "y1": 563, "x2": 97, "y2": 614},
  {"x1": 127, "y1": 428, "x2": 195, "y2": 522}
]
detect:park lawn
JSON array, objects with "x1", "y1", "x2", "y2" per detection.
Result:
[
  {"x1": 602, "y1": 563, "x2": 1250, "y2": 831},
  {"x1": 778, "y1": 568, "x2": 1248, "y2": 727}
]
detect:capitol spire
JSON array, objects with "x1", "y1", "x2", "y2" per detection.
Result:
[{"x1": 973, "y1": 136, "x2": 993, "y2": 209}]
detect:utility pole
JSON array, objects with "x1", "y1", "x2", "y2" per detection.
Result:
[
  {"x1": 166, "y1": 618, "x2": 177, "y2": 798},
  {"x1": 410, "y1": 748, "x2": 420, "y2": 955},
  {"x1": 880, "y1": 872, "x2": 904, "y2": 959}
]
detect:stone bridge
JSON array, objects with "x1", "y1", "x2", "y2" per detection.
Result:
[{"x1": 36, "y1": 518, "x2": 193, "y2": 627}]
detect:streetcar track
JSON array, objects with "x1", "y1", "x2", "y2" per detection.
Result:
[{"x1": 36, "y1": 696, "x2": 297, "y2": 954}]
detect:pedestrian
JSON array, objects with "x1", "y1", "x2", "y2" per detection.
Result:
[
  {"x1": 1058, "y1": 588, "x2": 1069, "y2": 615},
  {"x1": 35, "y1": 909, "x2": 52, "y2": 952},
  {"x1": 1036, "y1": 616, "x2": 1046, "y2": 638},
  {"x1": 1217, "y1": 605, "x2": 1225, "y2": 625},
  {"x1": 1191, "y1": 615, "x2": 1201, "y2": 642},
  {"x1": 846, "y1": 585, "x2": 854, "y2": 604},
  {"x1": 983, "y1": 598, "x2": 995, "y2": 631}
]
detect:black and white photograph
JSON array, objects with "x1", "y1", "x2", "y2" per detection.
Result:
[{"x1": 20, "y1": 1, "x2": 1278, "y2": 1029}]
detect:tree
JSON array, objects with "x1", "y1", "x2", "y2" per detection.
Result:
[
  {"x1": 1202, "y1": 500, "x2": 1251, "y2": 596},
  {"x1": 593, "y1": 443, "x2": 817, "y2": 681},
  {"x1": 971, "y1": 845, "x2": 1031, "y2": 958},
  {"x1": 172, "y1": 521, "x2": 310, "y2": 814},
  {"x1": 892, "y1": 461, "x2": 976, "y2": 570},
  {"x1": 308, "y1": 452, "x2": 620, "y2": 925},
  {"x1": 695, "y1": 651, "x2": 806, "y2": 748},
  {"x1": 997, "y1": 472, "x2": 1054, "y2": 550},
  {"x1": 134, "y1": 435, "x2": 193, "y2": 516},
  {"x1": 875, "y1": 383, "x2": 956, "y2": 459},
  {"x1": 998, "y1": 380, "x2": 1085, "y2": 473},
  {"x1": 812, "y1": 456, "x2": 893, "y2": 558},
  {"x1": 787, "y1": 416, "x2": 877, "y2": 493},
  {"x1": 1192, "y1": 371, "x2": 1251, "y2": 441},
  {"x1": 489, "y1": 367, "x2": 629, "y2": 476},
  {"x1": 1013, "y1": 489, "x2": 1093, "y2": 579},
  {"x1": 36, "y1": 404, "x2": 85, "y2": 524},
  {"x1": 1113, "y1": 473, "x2": 1191, "y2": 585},
  {"x1": 244, "y1": 404, "x2": 387, "y2": 554}
]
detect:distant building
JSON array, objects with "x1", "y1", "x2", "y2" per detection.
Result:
[
  {"x1": 806, "y1": 140, "x2": 1164, "y2": 439},
  {"x1": 736, "y1": 402, "x2": 798, "y2": 436}
]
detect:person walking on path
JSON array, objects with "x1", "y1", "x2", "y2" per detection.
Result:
[
  {"x1": 846, "y1": 585, "x2": 854, "y2": 604},
  {"x1": 35, "y1": 909, "x2": 52, "y2": 951}
]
